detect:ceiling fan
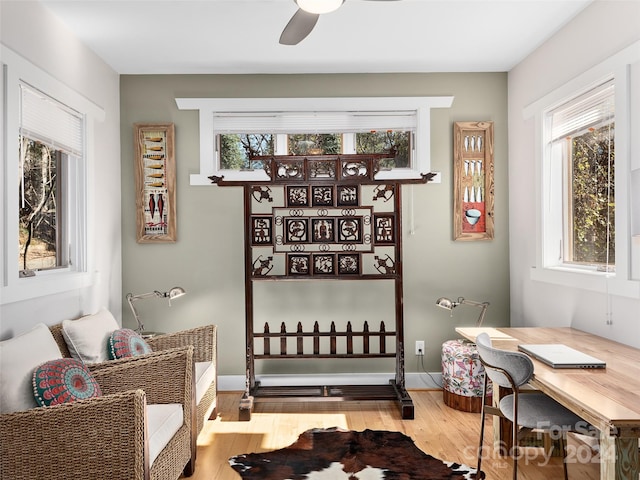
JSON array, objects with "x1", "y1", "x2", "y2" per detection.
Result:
[{"x1": 280, "y1": 0, "x2": 401, "y2": 46}]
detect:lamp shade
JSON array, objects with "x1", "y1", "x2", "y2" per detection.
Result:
[
  {"x1": 168, "y1": 286, "x2": 186, "y2": 300},
  {"x1": 295, "y1": 0, "x2": 344, "y2": 14},
  {"x1": 436, "y1": 297, "x2": 456, "y2": 310}
]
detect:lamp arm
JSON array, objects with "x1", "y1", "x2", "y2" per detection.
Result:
[
  {"x1": 126, "y1": 291, "x2": 162, "y2": 332},
  {"x1": 126, "y1": 293, "x2": 144, "y2": 332},
  {"x1": 125, "y1": 288, "x2": 185, "y2": 334},
  {"x1": 475, "y1": 304, "x2": 489, "y2": 327},
  {"x1": 129, "y1": 291, "x2": 164, "y2": 300},
  {"x1": 460, "y1": 299, "x2": 490, "y2": 327},
  {"x1": 460, "y1": 298, "x2": 485, "y2": 308}
]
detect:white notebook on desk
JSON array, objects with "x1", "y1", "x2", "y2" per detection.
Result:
[{"x1": 518, "y1": 344, "x2": 606, "y2": 369}]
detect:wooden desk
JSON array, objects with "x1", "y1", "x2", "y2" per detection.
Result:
[{"x1": 456, "y1": 327, "x2": 640, "y2": 480}]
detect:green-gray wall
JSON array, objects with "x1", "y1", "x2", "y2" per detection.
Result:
[{"x1": 120, "y1": 73, "x2": 509, "y2": 378}]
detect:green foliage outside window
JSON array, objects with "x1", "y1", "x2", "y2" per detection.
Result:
[
  {"x1": 220, "y1": 134, "x2": 274, "y2": 170},
  {"x1": 219, "y1": 131, "x2": 411, "y2": 170},
  {"x1": 356, "y1": 131, "x2": 410, "y2": 168},
  {"x1": 288, "y1": 134, "x2": 341, "y2": 155},
  {"x1": 570, "y1": 124, "x2": 615, "y2": 265}
]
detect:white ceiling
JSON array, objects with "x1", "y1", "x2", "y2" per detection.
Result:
[{"x1": 39, "y1": 0, "x2": 593, "y2": 75}]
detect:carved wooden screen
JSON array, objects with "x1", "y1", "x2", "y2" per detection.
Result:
[
  {"x1": 249, "y1": 183, "x2": 399, "y2": 279},
  {"x1": 213, "y1": 155, "x2": 429, "y2": 419}
]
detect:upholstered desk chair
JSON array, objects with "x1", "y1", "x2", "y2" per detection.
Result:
[{"x1": 475, "y1": 333, "x2": 585, "y2": 480}]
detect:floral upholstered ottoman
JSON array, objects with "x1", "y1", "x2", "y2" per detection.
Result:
[{"x1": 441, "y1": 339, "x2": 491, "y2": 412}]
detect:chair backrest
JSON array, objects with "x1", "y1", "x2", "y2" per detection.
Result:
[
  {"x1": 475, "y1": 332, "x2": 534, "y2": 389},
  {"x1": 48, "y1": 324, "x2": 73, "y2": 358}
]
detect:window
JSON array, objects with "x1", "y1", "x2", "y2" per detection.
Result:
[
  {"x1": 175, "y1": 96, "x2": 454, "y2": 184},
  {"x1": 288, "y1": 133, "x2": 342, "y2": 156},
  {"x1": 356, "y1": 131, "x2": 411, "y2": 169},
  {"x1": 1, "y1": 45, "x2": 103, "y2": 304},
  {"x1": 544, "y1": 81, "x2": 615, "y2": 271},
  {"x1": 18, "y1": 83, "x2": 84, "y2": 276},
  {"x1": 525, "y1": 39, "x2": 640, "y2": 298},
  {"x1": 220, "y1": 134, "x2": 275, "y2": 170},
  {"x1": 218, "y1": 130, "x2": 411, "y2": 171},
  {"x1": 212, "y1": 109, "x2": 417, "y2": 179}
]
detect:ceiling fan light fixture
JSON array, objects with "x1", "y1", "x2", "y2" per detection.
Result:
[{"x1": 295, "y1": 0, "x2": 344, "y2": 14}]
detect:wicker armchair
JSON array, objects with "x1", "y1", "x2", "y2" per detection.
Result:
[
  {"x1": 145, "y1": 325, "x2": 218, "y2": 435},
  {"x1": 0, "y1": 346, "x2": 194, "y2": 480},
  {"x1": 49, "y1": 323, "x2": 217, "y2": 458}
]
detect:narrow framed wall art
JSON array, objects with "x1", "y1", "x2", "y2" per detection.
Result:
[
  {"x1": 133, "y1": 123, "x2": 177, "y2": 243},
  {"x1": 453, "y1": 121, "x2": 494, "y2": 241}
]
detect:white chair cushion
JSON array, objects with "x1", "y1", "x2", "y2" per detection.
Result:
[
  {"x1": 0, "y1": 323, "x2": 62, "y2": 413},
  {"x1": 61, "y1": 307, "x2": 119, "y2": 364},
  {"x1": 195, "y1": 361, "x2": 215, "y2": 405},
  {"x1": 147, "y1": 403, "x2": 184, "y2": 467}
]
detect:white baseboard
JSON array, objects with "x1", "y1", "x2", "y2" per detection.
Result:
[{"x1": 218, "y1": 372, "x2": 443, "y2": 392}]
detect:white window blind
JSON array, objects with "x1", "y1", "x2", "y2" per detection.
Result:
[
  {"x1": 550, "y1": 80, "x2": 615, "y2": 141},
  {"x1": 20, "y1": 83, "x2": 84, "y2": 156},
  {"x1": 213, "y1": 111, "x2": 417, "y2": 134}
]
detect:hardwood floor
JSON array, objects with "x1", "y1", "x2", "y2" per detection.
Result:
[{"x1": 189, "y1": 390, "x2": 599, "y2": 480}]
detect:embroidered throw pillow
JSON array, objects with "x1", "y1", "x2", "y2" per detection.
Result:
[
  {"x1": 33, "y1": 358, "x2": 102, "y2": 407},
  {"x1": 108, "y1": 329, "x2": 152, "y2": 359}
]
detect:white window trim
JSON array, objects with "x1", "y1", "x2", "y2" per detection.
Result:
[
  {"x1": 524, "y1": 40, "x2": 640, "y2": 299},
  {"x1": 0, "y1": 45, "x2": 104, "y2": 305},
  {"x1": 175, "y1": 96, "x2": 453, "y2": 184}
]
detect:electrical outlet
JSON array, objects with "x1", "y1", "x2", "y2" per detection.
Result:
[{"x1": 415, "y1": 340, "x2": 425, "y2": 356}]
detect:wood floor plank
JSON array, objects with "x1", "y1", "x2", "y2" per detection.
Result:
[{"x1": 186, "y1": 390, "x2": 600, "y2": 480}]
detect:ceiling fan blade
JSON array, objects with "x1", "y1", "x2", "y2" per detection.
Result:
[{"x1": 279, "y1": 9, "x2": 320, "y2": 45}]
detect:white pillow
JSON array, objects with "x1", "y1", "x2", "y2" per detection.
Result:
[
  {"x1": 0, "y1": 323, "x2": 62, "y2": 413},
  {"x1": 61, "y1": 307, "x2": 119, "y2": 364}
]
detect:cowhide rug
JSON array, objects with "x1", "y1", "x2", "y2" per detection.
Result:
[{"x1": 229, "y1": 427, "x2": 484, "y2": 480}]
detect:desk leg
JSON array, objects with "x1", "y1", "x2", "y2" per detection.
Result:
[{"x1": 599, "y1": 431, "x2": 639, "y2": 480}]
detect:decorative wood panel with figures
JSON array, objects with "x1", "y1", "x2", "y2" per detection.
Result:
[
  {"x1": 212, "y1": 154, "x2": 436, "y2": 420},
  {"x1": 133, "y1": 123, "x2": 177, "y2": 243},
  {"x1": 453, "y1": 121, "x2": 494, "y2": 241}
]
